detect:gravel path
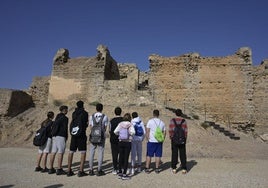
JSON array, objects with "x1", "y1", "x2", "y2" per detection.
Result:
[{"x1": 0, "y1": 147, "x2": 268, "y2": 188}]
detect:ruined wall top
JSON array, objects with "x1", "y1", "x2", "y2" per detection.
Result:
[
  {"x1": 97, "y1": 44, "x2": 110, "y2": 61},
  {"x1": 53, "y1": 48, "x2": 70, "y2": 64}
]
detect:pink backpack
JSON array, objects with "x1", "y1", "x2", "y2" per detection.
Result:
[{"x1": 119, "y1": 127, "x2": 129, "y2": 140}]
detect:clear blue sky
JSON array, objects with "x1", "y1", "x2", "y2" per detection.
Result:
[{"x1": 0, "y1": 0, "x2": 267, "y2": 90}]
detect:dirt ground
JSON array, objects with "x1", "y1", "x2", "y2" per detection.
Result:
[
  {"x1": 1, "y1": 105, "x2": 268, "y2": 187},
  {"x1": 0, "y1": 142, "x2": 268, "y2": 188}
]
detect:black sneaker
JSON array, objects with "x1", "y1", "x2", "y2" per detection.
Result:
[
  {"x1": 121, "y1": 174, "x2": 131, "y2": 180},
  {"x1": 117, "y1": 173, "x2": 123, "y2": 179},
  {"x1": 35, "y1": 166, "x2": 43, "y2": 172},
  {"x1": 48, "y1": 168, "x2": 56, "y2": 174},
  {"x1": 144, "y1": 168, "x2": 150, "y2": 174},
  {"x1": 88, "y1": 169, "x2": 95, "y2": 176},
  {"x1": 155, "y1": 168, "x2": 161, "y2": 174},
  {"x1": 41, "y1": 167, "x2": 49, "y2": 173},
  {"x1": 67, "y1": 170, "x2": 75, "y2": 177},
  {"x1": 96, "y1": 170, "x2": 105, "y2": 176},
  {"x1": 77, "y1": 171, "x2": 88, "y2": 177},
  {"x1": 56, "y1": 168, "x2": 67, "y2": 175}
]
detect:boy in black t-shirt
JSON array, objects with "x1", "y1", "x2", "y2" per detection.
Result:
[{"x1": 109, "y1": 107, "x2": 123, "y2": 174}]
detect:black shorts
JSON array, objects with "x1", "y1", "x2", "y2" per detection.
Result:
[{"x1": 70, "y1": 135, "x2": 87, "y2": 152}]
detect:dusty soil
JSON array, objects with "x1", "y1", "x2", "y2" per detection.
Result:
[{"x1": 0, "y1": 105, "x2": 268, "y2": 187}]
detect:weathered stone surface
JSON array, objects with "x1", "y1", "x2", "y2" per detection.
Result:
[
  {"x1": 28, "y1": 76, "x2": 50, "y2": 106},
  {"x1": 0, "y1": 89, "x2": 34, "y2": 118},
  {"x1": 148, "y1": 47, "x2": 256, "y2": 128},
  {"x1": 53, "y1": 48, "x2": 70, "y2": 64}
]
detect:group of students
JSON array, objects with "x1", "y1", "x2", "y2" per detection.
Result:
[{"x1": 35, "y1": 100, "x2": 188, "y2": 180}]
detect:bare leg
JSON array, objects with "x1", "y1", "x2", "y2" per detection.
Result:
[
  {"x1": 49, "y1": 153, "x2": 56, "y2": 169},
  {"x1": 42, "y1": 153, "x2": 48, "y2": 168},
  {"x1": 80, "y1": 152, "x2": 86, "y2": 172},
  {"x1": 155, "y1": 157, "x2": 160, "y2": 169},
  {"x1": 36, "y1": 153, "x2": 43, "y2": 167},
  {"x1": 145, "y1": 156, "x2": 151, "y2": 169},
  {"x1": 68, "y1": 153, "x2": 74, "y2": 171},
  {"x1": 58, "y1": 153, "x2": 64, "y2": 169}
]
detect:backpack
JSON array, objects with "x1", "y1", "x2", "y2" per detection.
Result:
[
  {"x1": 172, "y1": 119, "x2": 186, "y2": 145},
  {"x1": 134, "y1": 121, "x2": 144, "y2": 136},
  {"x1": 70, "y1": 113, "x2": 83, "y2": 137},
  {"x1": 118, "y1": 126, "x2": 129, "y2": 140},
  {"x1": 153, "y1": 119, "x2": 164, "y2": 142},
  {"x1": 154, "y1": 125, "x2": 164, "y2": 142},
  {"x1": 33, "y1": 126, "x2": 48, "y2": 146},
  {"x1": 89, "y1": 114, "x2": 105, "y2": 144}
]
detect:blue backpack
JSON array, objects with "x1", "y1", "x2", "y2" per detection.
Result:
[{"x1": 134, "y1": 121, "x2": 144, "y2": 136}]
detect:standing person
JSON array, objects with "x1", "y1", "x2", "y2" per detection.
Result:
[
  {"x1": 145, "y1": 109, "x2": 166, "y2": 174},
  {"x1": 35, "y1": 111, "x2": 54, "y2": 173},
  {"x1": 169, "y1": 109, "x2": 188, "y2": 174},
  {"x1": 48, "y1": 105, "x2": 68, "y2": 175},
  {"x1": 109, "y1": 107, "x2": 123, "y2": 175},
  {"x1": 67, "y1": 101, "x2": 89, "y2": 177},
  {"x1": 130, "y1": 112, "x2": 146, "y2": 174},
  {"x1": 88, "y1": 103, "x2": 109, "y2": 176},
  {"x1": 114, "y1": 113, "x2": 135, "y2": 180}
]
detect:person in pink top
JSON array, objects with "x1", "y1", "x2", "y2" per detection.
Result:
[{"x1": 114, "y1": 113, "x2": 135, "y2": 180}]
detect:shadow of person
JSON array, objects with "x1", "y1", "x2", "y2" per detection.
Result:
[
  {"x1": 0, "y1": 185, "x2": 15, "y2": 188},
  {"x1": 44, "y1": 184, "x2": 64, "y2": 188},
  {"x1": 187, "y1": 160, "x2": 198, "y2": 172}
]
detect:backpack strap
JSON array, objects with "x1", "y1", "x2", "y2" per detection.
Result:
[{"x1": 173, "y1": 118, "x2": 185, "y2": 127}]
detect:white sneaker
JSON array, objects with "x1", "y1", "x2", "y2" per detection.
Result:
[
  {"x1": 112, "y1": 170, "x2": 117, "y2": 175},
  {"x1": 130, "y1": 168, "x2": 135, "y2": 175},
  {"x1": 137, "y1": 167, "x2": 141, "y2": 173}
]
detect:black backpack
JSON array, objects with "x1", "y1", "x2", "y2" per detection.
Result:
[
  {"x1": 70, "y1": 113, "x2": 83, "y2": 137},
  {"x1": 33, "y1": 126, "x2": 48, "y2": 146},
  {"x1": 89, "y1": 114, "x2": 105, "y2": 144},
  {"x1": 172, "y1": 119, "x2": 186, "y2": 145}
]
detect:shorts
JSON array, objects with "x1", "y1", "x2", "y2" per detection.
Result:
[
  {"x1": 146, "y1": 142, "x2": 163, "y2": 157},
  {"x1": 38, "y1": 138, "x2": 52, "y2": 154},
  {"x1": 69, "y1": 135, "x2": 87, "y2": 153},
  {"x1": 51, "y1": 136, "x2": 66, "y2": 154}
]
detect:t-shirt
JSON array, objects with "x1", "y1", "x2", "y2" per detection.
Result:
[{"x1": 146, "y1": 117, "x2": 166, "y2": 143}]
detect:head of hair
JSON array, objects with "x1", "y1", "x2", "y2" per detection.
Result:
[
  {"x1": 123, "y1": 113, "x2": 131, "y2": 122},
  {"x1": 175, "y1": 109, "x2": 183, "y2": 116},
  {"x1": 96, "y1": 103, "x2": 103, "y2": 112},
  {"x1": 47, "y1": 111, "x2": 54, "y2": 119},
  {"x1": 114, "y1": 107, "x2": 122, "y2": 116},
  {"x1": 153, "y1": 109, "x2": 159, "y2": 117},
  {"x1": 76, "y1": 100, "x2": 84, "y2": 108},
  {"x1": 59, "y1": 105, "x2": 68, "y2": 112},
  {"x1": 132, "y1": 112, "x2": 138, "y2": 119}
]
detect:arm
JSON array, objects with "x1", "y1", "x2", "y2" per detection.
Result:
[
  {"x1": 129, "y1": 124, "x2": 135, "y2": 136},
  {"x1": 114, "y1": 124, "x2": 121, "y2": 135},
  {"x1": 146, "y1": 127, "x2": 150, "y2": 141}
]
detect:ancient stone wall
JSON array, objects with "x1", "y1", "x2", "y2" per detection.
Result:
[
  {"x1": 48, "y1": 45, "x2": 121, "y2": 105},
  {"x1": 252, "y1": 60, "x2": 268, "y2": 129},
  {"x1": 148, "y1": 48, "x2": 254, "y2": 126},
  {"x1": 0, "y1": 89, "x2": 34, "y2": 118},
  {"x1": 28, "y1": 76, "x2": 50, "y2": 106}
]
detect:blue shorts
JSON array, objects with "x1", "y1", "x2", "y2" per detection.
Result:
[{"x1": 146, "y1": 142, "x2": 163, "y2": 157}]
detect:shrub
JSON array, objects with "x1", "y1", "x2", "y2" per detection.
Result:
[
  {"x1": 53, "y1": 100, "x2": 62, "y2": 107},
  {"x1": 201, "y1": 122, "x2": 210, "y2": 129},
  {"x1": 192, "y1": 114, "x2": 199, "y2": 120},
  {"x1": 89, "y1": 101, "x2": 99, "y2": 106}
]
